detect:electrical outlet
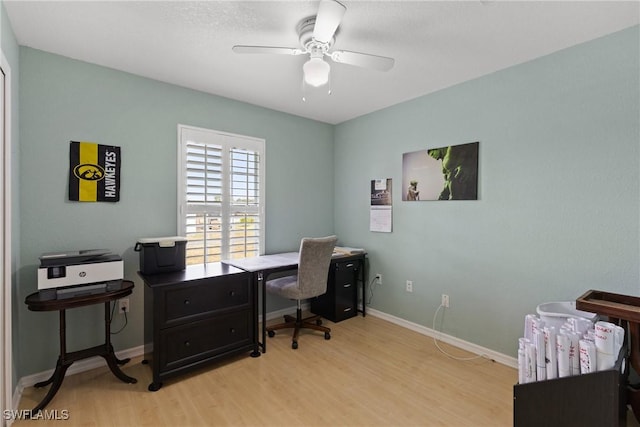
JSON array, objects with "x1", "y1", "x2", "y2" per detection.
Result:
[
  {"x1": 118, "y1": 298, "x2": 130, "y2": 313},
  {"x1": 375, "y1": 273, "x2": 382, "y2": 285},
  {"x1": 441, "y1": 294, "x2": 450, "y2": 308},
  {"x1": 406, "y1": 280, "x2": 413, "y2": 293}
]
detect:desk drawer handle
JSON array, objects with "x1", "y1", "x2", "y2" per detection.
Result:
[
  {"x1": 229, "y1": 290, "x2": 236, "y2": 297},
  {"x1": 343, "y1": 283, "x2": 352, "y2": 288},
  {"x1": 346, "y1": 263, "x2": 354, "y2": 268},
  {"x1": 184, "y1": 299, "x2": 190, "y2": 305},
  {"x1": 184, "y1": 341, "x2": 191, "y2": 347},
  {"x1": 343, "y1": 307, "x2": 352, "y2": 312},
  {"x1": 229, "y1": 328, "x2": 236, "y2": 334}
]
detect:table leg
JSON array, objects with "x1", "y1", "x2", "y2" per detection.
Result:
[
  {"x1": 103, "y1": 302, "x2": 137, "y2": 384},
  {"x1": 102, "y1": 347, "x2": 136, "y2": 384},
  {"x1": 31, "y1": 310, "x2": 69, "y2": 413},
  {"x1": 33, "y1": 360, "x2": 57, "y2": 389},
  {"x1": 114, "y1": 355, "x2": 130, "y2": 365},
  {"x1": 31, "y1": 358, "x2": 71, "y2": 414}
]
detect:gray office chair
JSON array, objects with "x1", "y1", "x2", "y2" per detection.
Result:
[{"x1": 265, "y1": 235, "x2": 337, "y2": 349}]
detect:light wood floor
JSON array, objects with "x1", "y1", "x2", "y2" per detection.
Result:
[{"x1": 16, "y1": 314, "x2": 517, "y2": 426}]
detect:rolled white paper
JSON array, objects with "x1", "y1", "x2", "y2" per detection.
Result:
[
  {"x1": 534, "y1": 330, "x2": 546, "y2": 381},
  {"x1": 518, "y1": 337, "x2": 531, "y2": 381},
  {"x1": 518, "y1": 347, "x2": 525, "y2": 384},
  {"x1": 597, "y1": 351, "x2": 616, "y2": 371},
  {"x1": 595, "y1": 321, "x2": 615, "y2": 354},
  {"x1": 532, "y1": 318, "x2": 545, "y2": 337},
  {"x1": 579, "y1": 339, "x2": 597, "y2": 374},
  {"x1": 524, "y1": 315, "x2": 538, "y2": 341},
  {"x1": 595, "y1": 321, "x2": 624, "y2": 357},
  {"x1": 565, "y1": 331, "x2": 581, "y2": 376},
  {"x1": 567, "y1": 317, "x2": 593, "y2": 335},
  {"x1": 525, "y1": 342, "x2": 537, "y2": 383},
  {"x1": 557, "y1": 334, "x2": 570, "y2": 378},
  {"x1": 544, "y1": 326, "x2": 558, "y2": 380},
  {"x1": 584, "y1": 329, "x2": 595, "y2": 342}
]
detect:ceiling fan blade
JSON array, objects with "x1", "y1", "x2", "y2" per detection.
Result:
[
  {"x1": 330, "y1": 50, "x2": 395, "y2": 71},
  {"x1": 232, "y1": 45, "x2": 305, "y2": 56},
  {"x1": 313, "y1": 0, "x2": 346, "y2": 43}
]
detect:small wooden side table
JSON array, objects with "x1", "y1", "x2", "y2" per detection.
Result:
[{"x1": 25, "y1": 280, "x2": 137, "y2": 412}]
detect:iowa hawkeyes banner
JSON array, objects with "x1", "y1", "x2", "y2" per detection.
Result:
[{"x1": 69, "y1": 141, "x2": 121, "y2": 202}]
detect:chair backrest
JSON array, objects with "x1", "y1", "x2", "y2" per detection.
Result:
[{"x1": 296, "y1": 235, "x2": 338, "y2": 300}]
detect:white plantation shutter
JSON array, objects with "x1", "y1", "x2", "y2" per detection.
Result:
[
  {"x1": 229, "y1": 148, "x2": 261, "y2": 257},
  {"x1": 178, "y1": 125, "x2": 265, "y2": 265}
]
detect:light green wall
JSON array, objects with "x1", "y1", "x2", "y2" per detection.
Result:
[
  {"x1": 1, "y1": 0, "x2": 21, "y2": 391},
  {"x1": 18, "y1": 47, "x2": 334, "y2": 376},
  {"x1": 334, "y1": 25, "x2": 640, "y2": 357}
]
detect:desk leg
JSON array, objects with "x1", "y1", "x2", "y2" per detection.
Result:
[
  {"x1": 103, "y1": 302, "x2": 137, "y2": 384},
  {"x1": 260, "y1": 272, "x2": 267, "y2": 353},
  {"x1": 355, "y1": 257, "x2": 367, "y2": 317}
]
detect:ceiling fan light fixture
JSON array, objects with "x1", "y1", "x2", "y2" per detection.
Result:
[
  {"x1": 233, "y1": 0, "x2": 395, "y2": 95},
  {"x1": 303, "y1": 57, "x2": 330, "y2": 87}
]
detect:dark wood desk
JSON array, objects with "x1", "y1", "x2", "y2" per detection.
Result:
[
  {"x1": 223, "y1": 252, "x2": 367, "y2": 353},
  {"x1": 24, "y1": 280, "x2": 137, "y2": 412}
]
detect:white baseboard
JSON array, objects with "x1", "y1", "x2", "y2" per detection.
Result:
[
  {"x1": 365, "y1": 308, "x2": 517, "y2": 369},
  {"x1": 12, "y1": 306, "x2": 516, "y2": 412},
  {"x1": 13, "y1": 344, "x2": 145, "y2": 411},
  {"x1": 18, "y1": 345, "x2": 145, "y2": 390},
  {"x1": 259, "y1": 305, "x2": 517, "y2": 368}
]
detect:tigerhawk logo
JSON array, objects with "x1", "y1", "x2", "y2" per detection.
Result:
[{"x1": 73, "y1": 164, "x2": 105, "y2": 181}]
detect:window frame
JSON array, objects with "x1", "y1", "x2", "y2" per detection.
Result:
[{"x1": 177, "y1": 124, "x2": 265, "y2": 264}]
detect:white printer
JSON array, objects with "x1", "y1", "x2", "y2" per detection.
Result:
[{"x1": 38, "y1": 249, "x2": 123, "y2": 298}]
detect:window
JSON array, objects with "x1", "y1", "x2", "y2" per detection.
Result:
[{"x1": 178, "y1": 125, "x2": 265, "y2": 265}]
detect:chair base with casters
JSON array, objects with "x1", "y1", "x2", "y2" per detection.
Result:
[
  {"x1": 264, "y1": 235, "x2": 337, "y2": 350},
  {"x1": 266, "y1": 301, "x2": 331, "y2": 349}
]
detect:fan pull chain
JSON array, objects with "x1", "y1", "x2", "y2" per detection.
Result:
[{"x1": 301, "y1": 76, "x2": 307, "y2": 102}]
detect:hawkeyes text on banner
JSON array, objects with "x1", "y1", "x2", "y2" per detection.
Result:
[{"x1": 69, "y1": 141, "x2": 121, "y2": 202}]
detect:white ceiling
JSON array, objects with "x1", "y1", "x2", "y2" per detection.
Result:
[{"x1": 4, "y1": 1, "x2": 639, "y2": 124}]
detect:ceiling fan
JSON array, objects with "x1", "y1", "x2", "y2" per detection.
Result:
[{"x1": 232, "y1": 0, "x2": 394, "y2": 93}]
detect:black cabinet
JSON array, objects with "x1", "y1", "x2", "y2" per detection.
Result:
[
  {"x1": 513, "y1": 345, "x2": 628, "y2": 427},
  {"x1": 311, "y1": 257, "x2": 360, "y2": 322},
  {"x1": 140, "y1": 263, "x2": 258, "y2": 391}
]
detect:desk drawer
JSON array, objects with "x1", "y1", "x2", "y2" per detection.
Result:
[
  {"x1": 334, "y1": 276, "x2": 356, "y2": 298},
  {"x1": 334, "y1": 280, "x2": 357, "y2": 321},
  {"x1": 163, "y1": 275, "x2": 249, "y2": 324},
  {"x1": 159, "y1": 310, "x2": 252, "y2": 372},
  {"x1": 334, "y1": 292, "x2": 357, "y2": 322},
  {"x1": 334, "y1": 260, "x2": 358, "y2": 276}
]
